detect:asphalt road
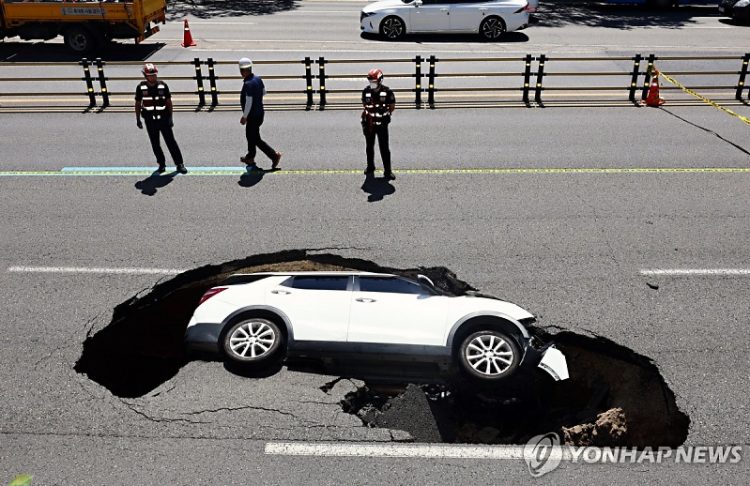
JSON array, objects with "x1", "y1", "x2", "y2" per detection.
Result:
[{"x1": 1, "y1": 1, "x2": 750, "y2": 484}]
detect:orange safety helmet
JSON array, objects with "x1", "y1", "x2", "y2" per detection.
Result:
[
  {"x1": 367, "y1": 68, "x2": 383, "y2": 83},
  {"x1": 142, "y1": 63, "x2": 158, "y2": 76}
]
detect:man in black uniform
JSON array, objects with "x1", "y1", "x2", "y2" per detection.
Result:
[
  {"x1": 361, "y1": 68, "x2": 396, "y2": 180},
  {"x1": 134, "y1": 63, "x2": 187, "y2": 174}
]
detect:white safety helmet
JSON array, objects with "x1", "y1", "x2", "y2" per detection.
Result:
[
  {"x1": 142, "y1": 63, "x2": 158, "y2": 76},
  {"x1": 239, "y1": 57, "x2": 253, "y2": 70}
]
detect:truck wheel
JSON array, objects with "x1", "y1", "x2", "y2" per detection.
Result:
[{"x1": 64, "y1": 26, "x2": 96, "y2": 53}]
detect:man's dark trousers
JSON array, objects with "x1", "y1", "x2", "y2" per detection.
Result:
[
  {"x1": 245, "y1": 114, "x2": 276, "y2": 161},
  {"x1": 145, "y1": 118, "x2": 183, "y2": 166},
  {"x1": 364, "y1": 124, "x2": 391, "y2": 174}
]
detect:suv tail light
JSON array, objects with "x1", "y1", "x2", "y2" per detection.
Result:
[{"x1": 199, "y1": 287, "x2": 227, "y2": 305}]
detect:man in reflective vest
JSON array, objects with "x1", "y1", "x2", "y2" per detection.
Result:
[
  {"x1": 361, "y1": 68, "x2": 396, "y2": 180},
  {"x1": 135, "y1": 63, "x2": 187, "y2": 174},
  {"x1": 239, "y1": 57, "x2": 282, "y2": 170}
]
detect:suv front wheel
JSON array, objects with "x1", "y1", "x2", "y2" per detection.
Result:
[{"x1": 458, "y1": 330, "x2": 520, "y2": 380}]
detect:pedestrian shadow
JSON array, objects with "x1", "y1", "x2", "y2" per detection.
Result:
[
  {"x1": 361, "y1": 174, "x2": 396, "y2": 202},
  {"x1": 134, "y1": 171, "x2": 176, "y2": 196},
  {"x1": 237, "y1": 167, "x2": 269, "y2": 187}
]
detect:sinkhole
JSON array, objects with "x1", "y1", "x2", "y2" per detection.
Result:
[{"x1": 74, "y1": 249, "x2": 689, "y2": 447}]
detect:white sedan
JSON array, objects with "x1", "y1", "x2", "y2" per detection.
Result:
[
  {"x1": 185, "y1": 271, "x2": 568, "y2": 383},
  {"x1": 360, "y1": 0, "x2": 533, "y2": 41}
]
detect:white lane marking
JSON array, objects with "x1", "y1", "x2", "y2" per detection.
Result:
[
  {"x1": 179, "y1": 21, "x2": 256, "y2": 25},
  {"x1": 682, "y1": 26, "x2": 732, "y2": 29},
  {"x1": 265, "y1": 442, "x2": 553, "y2": 460},
  {"x1": 277, "y1": 10, "x2": 357, "y2": 13},
  {"x1": 640, "y1": 269, "x2": 750, "y2": 276},
  {"x1": 158, "y1": 38, "x2": 372, "y2": 44},
  {"x1": 177, "y1": 45, "x2": 744, "y2": 53},
  {"x1": 8, "y1": 266, "x2": 187, "y2": 275}
]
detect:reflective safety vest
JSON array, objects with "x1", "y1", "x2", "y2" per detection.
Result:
[
  {"x1": 362, "y1": 84, "x2": 395, "y2": 128},
  {"x1": 135, "y1": 81, "x2": 170, "y2": 121}
]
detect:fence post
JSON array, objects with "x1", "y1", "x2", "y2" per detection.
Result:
[
  {"x1": 304, "y1": 56, "x2": 314, "y2": 109},
  {"x1": 641, "y1": 54, "x2": 656, "y2": 101},
  {"x1": 79, "y1": 58, "x2": 97, "y2": 108},
  {"x1": 629, "y1": 53, "x2": 642, "y2": 103},
  {"x1": 427, "y1": 55, "x2": 436, "y2": 109},
  {"x1": 534, "y1": 54, "x2": 546, "y2": 105},
  {"x1": 193, "y1": 57, "x2": 206, "y2": 107},
  {"x1": 736, "y1": 53, "x2": 749, "y2": 101},
  {"x1": 207, "y1": 58, "x2": 218, "y2": 107},
  {"x1": 318, "y1": 56, "x2": 327, "y2": 109},
  {"x1": 522, "y1": 54, "x2": 532, "y2": 105},
  {"x1": 94, "y1": 58, "x2": 109, "y2": 108},
  {"x1": 414, "y1": 55, "x2": 422, "y2": 109}
]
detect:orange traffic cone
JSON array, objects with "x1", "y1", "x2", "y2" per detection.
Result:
[
  {"x1": 181, "y1": 18, "x2": 197, "y2": 48},
  {"x1": 644, "y1": 69, "x2": 665, "y2": 107}
]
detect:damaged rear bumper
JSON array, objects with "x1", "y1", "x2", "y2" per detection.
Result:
[{"x1": 184, "y1": 322, "x2": 221, "y2": 354}]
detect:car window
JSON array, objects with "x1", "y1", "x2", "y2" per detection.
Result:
[
  {"x1": 285, "y1": 276, "x2": 349, "y2": 291},
  {"x1": 359, "y1": 277, "x2": 426, "y2": 295}
]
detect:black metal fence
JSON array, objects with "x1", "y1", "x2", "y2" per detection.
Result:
[{"x1": 0, "y1": 53, "x2": 748, "y2": 112}]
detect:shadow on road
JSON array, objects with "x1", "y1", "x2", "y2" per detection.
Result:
[
  {"x1": 361, "y1": 174, "x2": 396, "y2": 202},
  {"x1": 718, "y1": 17, "x2": 750, "y2": 27},
  {"x1": 167, "y1": 0, "x2": 300, "y2": 20},
  {"x1": 135, "y1": 172, "x2": 176, "y2": 196},
  {"x1": 536, "y1": 4, "x2": 723, "y2": 29},
  {"x1": 361, "y1": 32, "x2": 529, "y2": 44},
  {"x1": 238, "y1": 167, "x2": 280, "y2": 187},
  {"x1": 0, "y1": 41, "x2": 166, "y2": 63}
]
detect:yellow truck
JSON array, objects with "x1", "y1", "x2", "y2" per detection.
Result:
[{"x1": 0, "y1": 0, "x2": 166, "y2": 52}]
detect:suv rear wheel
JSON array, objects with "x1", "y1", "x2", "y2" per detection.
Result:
[{"x1": 222, "y1": 318, "x2": 284, "y2": 366}]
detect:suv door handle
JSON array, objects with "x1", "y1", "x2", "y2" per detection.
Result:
[
  {"x1": 355, "y1": 298, "x2": 376, "y2": 303},
  {"x1": 271, "y1": 290, "x2": 291, "y2": 295},
  {"x1": 440, "y1": 7, "x2": 449, "y2": 11}
]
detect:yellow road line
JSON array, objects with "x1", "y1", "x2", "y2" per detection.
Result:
[
  {"x1": 2, "y1": 167, "x2": 750, "y2": 177},
  {"x1": 0, "y1": 90, "x2": 737, "y2": 104}
]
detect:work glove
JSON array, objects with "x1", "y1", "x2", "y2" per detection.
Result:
[
  {"x1": 136, "y1": 119, "x2": 143, "y2": 129},
  {"x1": 168, "y1": 116, "x2": 174, "y2": 128}
]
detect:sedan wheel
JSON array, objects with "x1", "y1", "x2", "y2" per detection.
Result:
[
  {"x1": 222, "y1": 318, "x2": 283, "y2": 364},
  {"x1": 459, "y1": 330, "x2": 519, "y2": 380},
  {"x1": 479, "y1": 16, "x2": 506, "y2": 41},
  {"x1": 380, "y1": 16, "x2": 405, "y2": 40}
]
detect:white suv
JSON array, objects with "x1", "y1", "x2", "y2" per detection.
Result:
[{"x1": 185, "y1": 272, "x2": 568, "y2": 383}]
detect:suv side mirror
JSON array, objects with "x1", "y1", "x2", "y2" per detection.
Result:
[{"x1": 414, "y1": 0, "x2": 423, "y2": 6}]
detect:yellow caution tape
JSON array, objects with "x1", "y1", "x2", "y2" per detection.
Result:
[{"x1": 658, "y1": 71, "x2": 750, "y2": 126}]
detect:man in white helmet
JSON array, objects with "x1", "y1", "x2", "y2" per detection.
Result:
[
  {"x1": 238, "y1": 57, "x2": 282, "y2": 170},
  {"x1": 134, "y1": 63, "x2": 187, "y2": 174}
]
